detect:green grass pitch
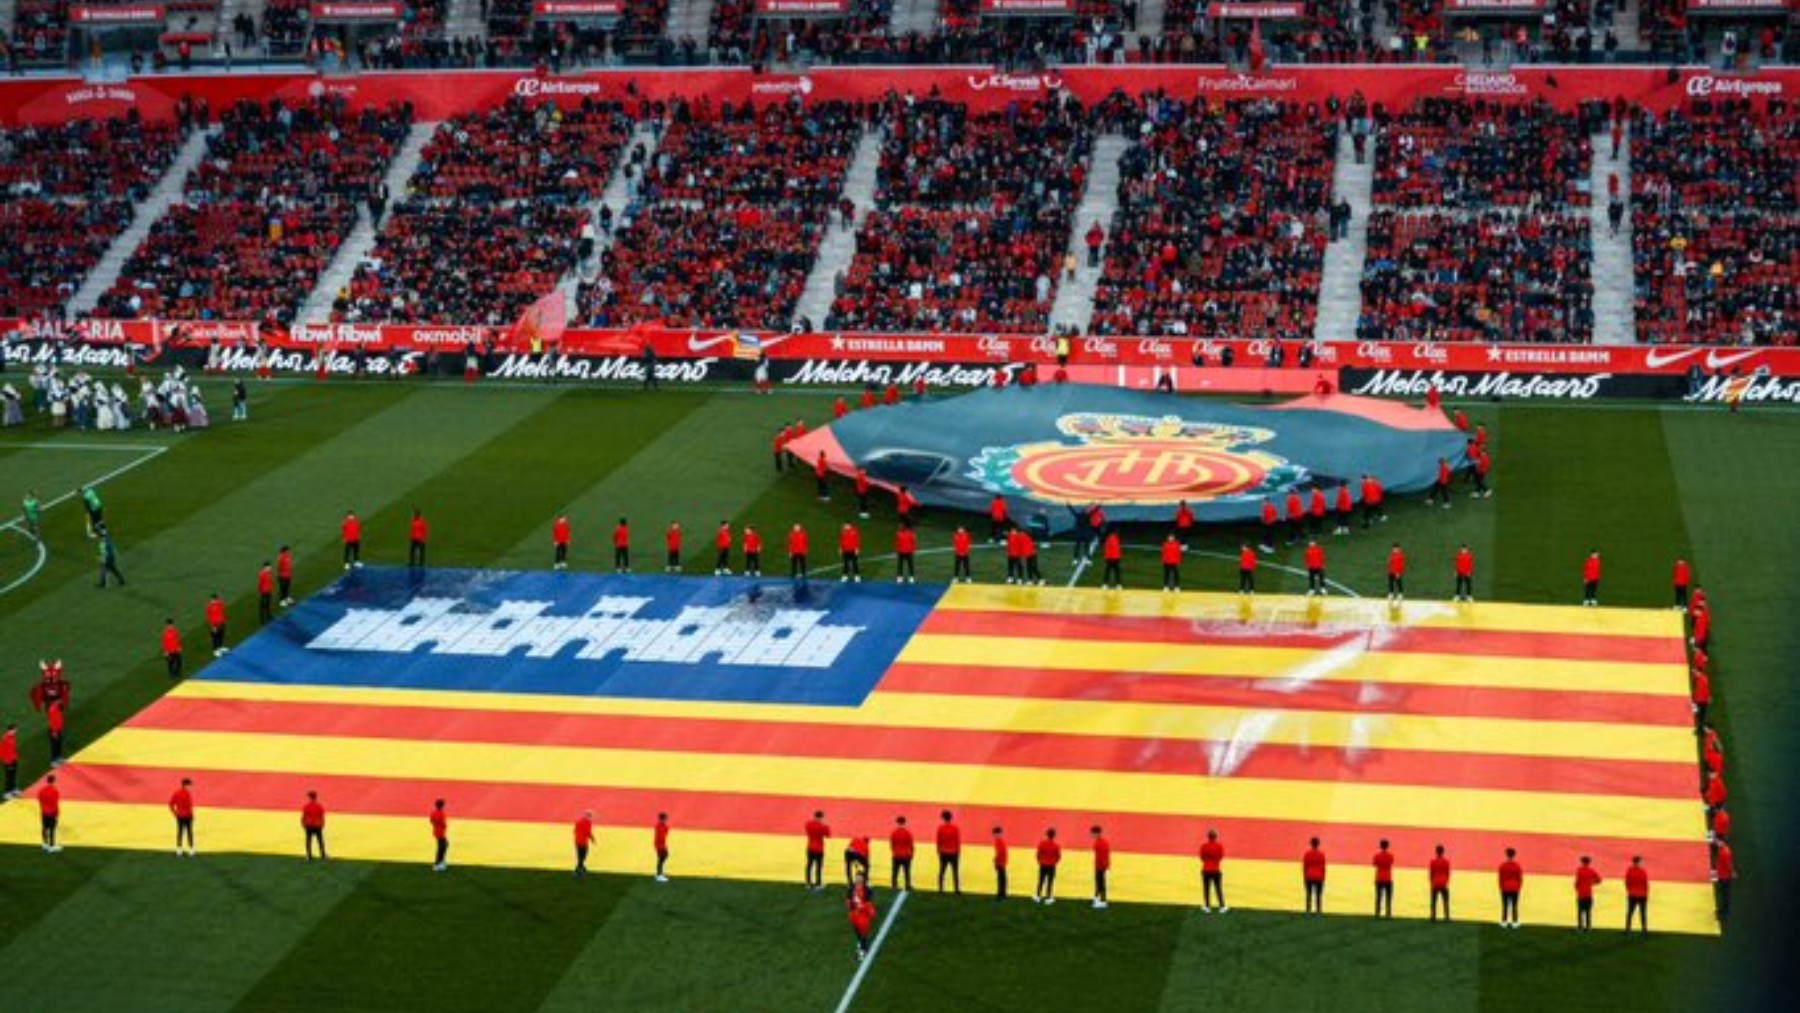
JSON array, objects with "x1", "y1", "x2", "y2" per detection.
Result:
[{"x1": 0, "y1": 378, "x2": 1795, "y2": 1013}]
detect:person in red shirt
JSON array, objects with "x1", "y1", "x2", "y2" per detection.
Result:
[
  {"x1": 1624, "y1": 855, "x2": 1649, "y2": 933},
  {"x1": 1471, "y1": 447, "x2": 1492, "y2": 498},
  {"x1": 257, "y1": 562, "x2": 274, "y2": 625},
  {"x1": 1199, "y1": 829, "x2": 1227, "y2": 912},
  {"x1": 833, "y1": 395, "x2": 848, "y2": 419},
  {"x1": 712, "y1": 521, "x2": 733, "y2": 575},
  {"x1": 430, "y1": 798, "x2": 449, "y2": 872},
  {"x1": 952, "y1": 526, "x2": 973, "y2": 583},
  {"x1": 1692, "y1": 666, "x2": 1711, "y2": 730},
  {"x1": 205, "y1": 593, "x2": 228, "y2": 657},
  {"x1": 1704, "y1": 771, "x2": 1727, "y2": 813},
  {"x1": 302, "y1": 790, "x2": 327, "y2": 860},
  {"x1": 1429, "y1": 844, "x2": 1452, "y2": 921},
  {"x1": 772, "y1": 425, "x2": 790, "y2": 473},
  {"x1": 1498, "y1": 847, "x2": 1524, "y2": 928},
  {"x1": 1308, "y1": 487, "x2": 1327, "y2": 537},
  {"x1": 1710, "y1": 804, "x2": 1731, "y2": 844},
  {"x1": 1372, "y1": 839, "x2": 1396, "y2": 918},
  {"x1": 664, "y1": 522, "x2": 682, "y2": 573},
  {"x1": 1386, "y1": 543, "x2": 1406, "y2": 603},
  {"x1": 162, "y1": 618, "x2": 184, "y2": 680},
  {"x1": 45, "y1": 699, "x2": 65, "y2": 767},
  {"x1": 170, "y1": 777, "x2": 196, "y2": 856},
  {"x1": 804, "y1": 809, "x2": 830, "y2": 889},
  {"x1": 1090, "y1": 825, "x2": 1112, "y2": 909},
  {"x1": 859, "y1": 387, "x2": 878, "y2": 410},
  {"x1": 1160, "y1": 533, "x2": 1183, "y2": 592},
  {"x1": 895, "y1": 486, "x2": 918, "y2": 527},
  {"x1": 1582, "y1": 550, "x2": 1602, "y2": 606},
  {"x1": 1702, "y1": 727, "x2": 1725, "y2": 780},
  {"x1": 277, "y1": 544, "x2": 295, "y2": 606},
  {"x1": 895, "y1": 526, "x2": 918, "y2": 584},
  {"x1": 612, "y1": 517, "x2": 631, "y2": 573},
  {"x1": 1430, "y1": 458, "x2": 1453, "y2": 509},
  {"x1": 1305, "y1": 541, "x2": 1327, "y2": 597},
  {"x1": 1004, "y1": 527, "x2": 1023, "y2": 584},
  {"x1": 844, "y1": 834, "x2": 871, "y2": 886},
  {"x1": 1691, "y1": 603, "x2": 1711, "y2": 650},
  {"x1": 742, "y1": 525, "x2": 763, "y2": 578},
  {"x1": 1426, "y1": 383, "x2": 1442, "y2": 413},
  {"x1": 408, "y1": 508, "x2": 429, "y2": 568},
  {"x1": 552, "y1": 516, "x2": 572, "y2": 570},
  {"x1": 1260, "y1": 498, "x2": 1279, "y2": 552},
  {"x1": 341, "y1": 511, "x2": 362, "y2": 570},
  {"x1": 1231, "y1": 543, "x2": 1260, "y2": 597},
  {"x1": 1453, "y1": 544, "x2": 1475, "y2": 602},
  {"x1": 1034, "y1": 827, "x2": 1061, "y2": 904},
  {"x1": 814, "y1": 451, "x2": 831, "y2": 501},
  {"x1": 1302, "y1": 837, "x2": 1327, "y2": 915},
  {"x1": 1333, "y1": 485, "x2": 1353, "y2": 535},
  {"x1": 1574, "y1": 854, "x2": 1601, "y2": 931},
  {"x1": 991, "y1": 825, "x2": 1009, "y2": 901},
  {"x1": 653, "y1": 812, "x2": 671, "y2": 881},
  {"x1": 936, "y1": 809, "x2": 962, "y2": 894},
  {"x1": 989, "y1": 494, "x2": 1009, "y2": 543},
  {"x1": 854, "y1": 468, "x2": 871, "y2": 519},
  {"x1": 1713, "y1": 841, "x2": 1734, "y2": 923},
  {"x1": 846, "y1": 871, "x2": 877, "y2": 959},
  {"x1": 838, "y1": 523, "x2": 862, "y2": 582},
  {"x1": 1285, "y1": 490, "x2": 1305, "y2": 545},
  {"x1": 1020, "y1": 529, "x2": 1043, "y2": 585},
  {"x1": 889, "y1": 815, "x2": 915, "y2": 891},
  {"x1": 0, "y1": 722, "x2": 17, "y2": 799},
  {"x1": 38, "y1": 773, "x2": 61, "y2": 852},
  {"x1": 1174, "y1": 500, "x2": 1194, "y2": 545},
  {"x1": 572, "y1": 809, "x2": 595, "y2": 877},
  {"x1": 789, "y1": 523, "x2": 810, "y2": 581},
  {"x1": 1364, "y1": 474, "x2": 1387, "y2": 526}
]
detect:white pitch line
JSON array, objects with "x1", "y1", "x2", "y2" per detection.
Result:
[
  {"x1": 830, "y1": 889, "x2": 908, "y2": 1013},
  {"x1": 3, "y1": 442, "x2": 172, "y2": 453},
  {"x1": 0, "y1": 444, "x2": 169, "y2": 596}
]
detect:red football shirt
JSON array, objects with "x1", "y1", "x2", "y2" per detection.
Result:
[
  {"x1": 169, "y1": 787, "x2": 194, "y2": 819},
  {"x1": 1575, "y1": 864, "x2": 1601, "y2": 899},
  {"x1": 1498, "y1": 860, "x2": 1524, "y2": 893},
  {"x1": 1200, "y1": 840, "x2": 1224, "y2": 873},
  {"x1": 1037, "y1": 838, "x2": 1061, "y2": 867},
  {"x1": 936, "y1": 821, "x2": 961, "y2": 856},
  {"x1": 1303, "y1": 847, "x2": 1327, "y2": 883},
  {"x1": 1373, "y1": 849, "x2": 1395, "y2": 884},
  {"x1": 805, "y1": 818, "x2": 830, "y2": 854},
  {"x1": 890, "y1": 827, "x2": 914, "y2": 861}
]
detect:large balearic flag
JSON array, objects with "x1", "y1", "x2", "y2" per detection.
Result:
[
  {"x1": 507, "y1": 289, "x2": 568, "y2": 351},
  {"x1": 0, "y1": 569, "x2": 1717, "y2": 933}
]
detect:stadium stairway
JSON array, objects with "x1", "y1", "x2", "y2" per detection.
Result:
[
  {"x1": 889, "y1": 0, "x2": 940, "y2": 37},
  {"x1": 0, "y1": 0, "x2": 17, "y2": 41},
  {"x1": 295, "y1": 121, "x2": 437, "y2": 325},
  {"x1": 1314, "y1": 129, "x2": 1373, "y2": 342},
  {"x1": 444, "y1": 0, "x2": 488, "y2": 43},
  {"x1": 1047, "y1": 131, "x2": 1128, "y2": 336},
  {"x1": 790, "y1": 127, "x2": 882, "y2": 331},
  {"x1": 1134, "y1": 0, "x2": 1166, "y2": 40},
  {"x1": 665, "y1": 0, "x2": 714, "y2": 46},
  {"x1": 218, "y1": 0, "x2": 268, "y2": 56},
  {"x1": 1590, "y1": 127, "x2": 1636, "y2": 345},
  {"x1": 560, "y1": 120, "x2": 664, "y2": 316},
  {"x1": 66, "y1": 125, "x2": 218, "y2": 319}
]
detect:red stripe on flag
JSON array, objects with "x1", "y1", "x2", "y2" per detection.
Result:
[
  {"x1": 874, "y1": 663, "x2": 1691, "y2": 727},
  {"x1": 125, "y1": 697, "x2": 1700, "y2": 799},
  {"x1": 918, "y1": 610, "x2": 1686, "y2": 665},
  {"x1": 53, "y1": 763, "x2": 1715, "y2": 882}
]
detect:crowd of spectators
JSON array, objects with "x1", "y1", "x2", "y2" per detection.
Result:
[
  {"x1": 825, "y1": 95, "x2": 1093, "y2": 333},
  {"x1": 0, "y1": 114, "x2": 185, "y2": 320},
  {"x1": 577, "y1": 97, "x2": 864, "y2": 329},
  {"x1": 1630, "y1": 99, "x2": 1798, "y2": 345},
  {"x1": 489, "y1": 0, "x2": 670, "y2": 64},
  {"x1": 1359, "y1": 96, "x2": 1596, "y2": 343},
  {"x1": 333, "y1": 97, "x2": 634, "y2": 325},
  {"x1": 96, "y1": 97, "x2": 412, "y2": 325},
  {"x1": 1091, "y1": 96, "x2": 1335, "y2": 339}
]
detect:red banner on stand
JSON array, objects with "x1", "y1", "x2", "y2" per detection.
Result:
[
  {"x1": 69, "y1": 4, "x2": 166, "y2": 23},
  {"x1": 1206, "y1": 3, "x2": 1307, "y2": 18},
  {"x1": 754, "y1": 0, "x2": 851, "y2": 13},
  {"x1": 309, "y1": 2, "x2": 403, "y2": 20},
  {"x1": 533, "y1": 0, "x2": 624, "y2": 15}
]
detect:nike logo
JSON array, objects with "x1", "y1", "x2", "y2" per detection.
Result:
[
  {"x1": 686, "y1": 333, "x2": 789, "y2": 353},
  {"x1": 1705, "y1": 348, "x2": 1760, "y2": 371},
  {"x1": 1642, "y1": 347, "x2": 1700, "y2": 370}
]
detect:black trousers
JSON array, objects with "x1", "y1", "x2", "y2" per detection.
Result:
[
  {"x1": 434, "y1": 838, "x2": 448, "y2": 866},
  {"x1": 1203, "y1": 870, "x2": 1225, "y2": 908},
  {"x1": 805, "y1": 851, "x2": 823, "y2": 886},
  {"x1": 1104, "y1": 560, "x2": 1122, "y2": 586},
  {"x1": 745, "y1": 551, "x2": 760, "y2": 574},
  {"x1": 1024, "y1": 557, "x2": 1042, "y2": 582},
  {"x1": 1240, "y1": 569, "x2": 1254, "y2": 592},
  {"x1": 1501, "y1": 890, "x2": 1520, "y2": 923},
  {"x1": 1305, "y1": 880, "x2": 1323, "y2": 913},
  {"x1": 48, "y1": 731, "x2": 63, "y2": 763},
  {"x1": 210, "y1": 625, "x2": 226, "y2": 651},
  {"x1": 1309, "y1": 568, "x2": 1326, "y2": 592},
  {"x1": 1716, "y1": 880, "x2": 1731, "y2": 921},
  {"x1": 554, "y1": 544, "x2": 568, "y2": 566},
  {"x1": 667, "y1": 550, "x2": 680, "y2": 570},
  {"x1": 892, "y1": 856, "x2": 912, "y2": 890},
  {"x1": 1388, "y1": 575, "x2": 1403, "y2": 596},
  {"x1": 260, "y1": 593, "x2": 272, "y2": 624},
  {"x1": 816, "y1": 477, "x2": 830, "y2": 499},
  {"x1": 1577, "y1": 896, "x2": 1594, "y2": 929},
  {"x1": 791, "y1": 554, "x2": 807, "y2": 579},
  {"x1": 343, "y1": 541, "x2": 360, "y2": 565},
  {"x1": 1375, "y1": 881, "x2": 1393, "y2": 918},
  {"x1": 1262, "y1": 523, "x2": 1277, "y2": 546},
  {"x1": 1430, "y1": 481, "x2": 1450, "y2": 505},
  {"x1": 410, "y1": 540, "x2": 426, "y2": 567},
  {"x1": 1163, "y1": 563, "x2": 1179, "y2": 589},
  {"x1": 176, "y1": 816, "x2": 194, "y2": 849},
  {"x1": 167, "y1": 652, "x2": 183, "y2": 679},
  {"x1": 656, "y1": 848, "x2": 668, "y2": 877},
  {"x1": 1627, "y1": 896, "x2": 1647, "y2": 932},
  {"x1": 614, "y1": 547, "x2": 629, "y2": 571},
  {"x1": 42, "y1": 815, "x2": 57, "y2": 847},
  {"x1": 1037, "y1": 865, "x2": 1057, "y2": 898},
  {"x1": 939, "y1": 854, "x2": 960, "y2": 893},
  {"x1": 842, "y1": 552, "x2": 859, "y2": 577},
  {"x1": 991, "y1": 519, "x2": 1007, "y2": 541},
  {"x1": 98, "y1": 560, "x2": 125, "y2": 586},
  {"x1": 1456, "y1": 575, "x2": 1473, "y2": 598},
  {"x1": 2, "y1": 761, "x2": 15, "y2": 795},
  {"x1": 305, "y1": 826, "x2": 327, "y2": 859},
  {"x1": 1007, "y1": 557, "x2": 1023, "y2": 581},
  {"x1": 278, "y1": 577, "x2": 291, "y2": 602},
  {"x1": 1363, "y1": 504, "x2": 1376, "y2": 528},
  {"x1": 995, "y1": 866, "x2": 1007, "y2": 899},
  {"x1": 716, "y1": 548, "x2": 730, "y2": 572},
  {"x1": 1094, "y1": 869, "x2": 1108, "y2": 902},
  {"x1": 1431, "y1": 886, "x2": 1450, "y2": 921},
  {"x1": 896, "y1": 554, "x2": 914, "y2": 579},
  {"x1": 1585, "y1": 579, "x2": 1599, "y2": 602},
  {"x1": 1675, "y1": 585, "x2": 1688, "y2": 609},
  {"x1": 844, "y1": 850, "x2": 869, "y2": 884},
  {"x1": 954, "y1": 555, "x2": 971, "y2": 580}
]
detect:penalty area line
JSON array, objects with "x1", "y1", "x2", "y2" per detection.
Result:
[{"x1": 831, "y1": 889, "x2": 908, "y2": 1013}]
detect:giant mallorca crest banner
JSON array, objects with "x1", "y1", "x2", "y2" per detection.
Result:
[{"x1": 787, "y1": 387, "x2": 1470, "y2": 531}]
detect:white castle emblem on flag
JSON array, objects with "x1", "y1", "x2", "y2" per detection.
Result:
[{"x1": 307, "y1": 595, "x2": 860, "y2": 669}]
